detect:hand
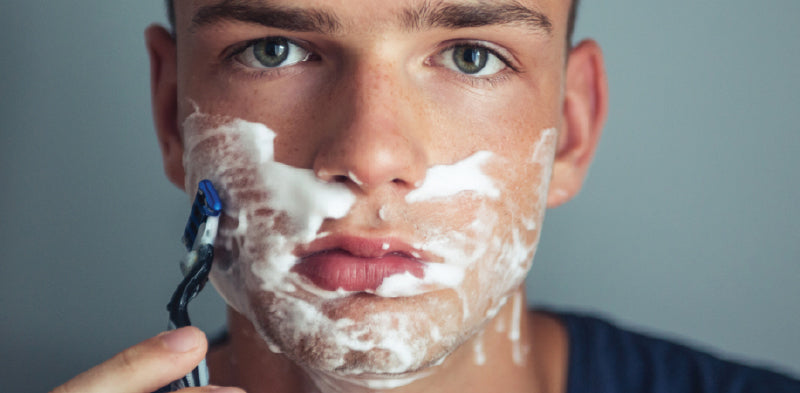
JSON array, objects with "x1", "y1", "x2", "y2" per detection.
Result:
[{"x1": 50, "y1": 326, "x2": 244, "y2": 393}]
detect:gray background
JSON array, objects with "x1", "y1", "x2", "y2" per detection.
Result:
[{"x1": 1, "y1": 1, "x2": 798, "y2": 392}]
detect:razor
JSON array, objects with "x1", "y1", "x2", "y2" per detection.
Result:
[{"x1": 161, "y1": 180, "x2": 222, "y2": 391}]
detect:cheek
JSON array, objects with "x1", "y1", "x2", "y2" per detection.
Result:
[
  {"x1": 486, "y1": 127, "x2": 557, "y2": 265},
  {"x1": 386, "y1": 127, "x2": 556, "y2": 323},
  {"x1": 178, "y1": 66, "x2": 333, "y2": 168},
  {"x1": 446, "y1": 128, "x2": 557, "y2": 317},
  {"x1": 181, "y1": 111, "x2": 357, "y2": 312},
  {"x1": 181, "y1": 119, "x2": 286, "y2": 313}
]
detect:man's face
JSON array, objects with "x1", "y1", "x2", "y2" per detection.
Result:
[{"x1": 169, "y1": 0, "x2": 572, "y2": 381}]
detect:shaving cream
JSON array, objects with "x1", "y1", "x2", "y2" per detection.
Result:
[{"x1": 181, "y1": 107, "x2": 556, "y2": 390}]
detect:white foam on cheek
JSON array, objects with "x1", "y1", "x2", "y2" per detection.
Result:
[
  {"x1": 531, "y1": 128, "x2": 556, "y2": 162},
  {"x1": 472, "y1": 330, "x2": 487, "y2": 366},
  {"x1": 182, "y1": 111, "x2": 358, "y2": 307},
  {"x1": 411, "y1": 203, "x2": 497, "y2": 322},
  {"x1": 183, "y1": 117, "x2": 355, "y2": 235},
  {"x1": 414, "y1": 203, "x2": 495, "y2": 269},
  {"x1": 533, "y1": 128, "x2": 557, "y2": 198},
  {"x1": 521, "y1": 127, "x2": 557, "y2": 231},
  {"x1": 492, "y1": 128, "x2": 555, "y2": 366},
  {"x1": 359, "y1": 151, "x2": 504, "y2": 301},
  {"x1": 372, "y1": 263, "x2": 466, "y2": 298},
  {"x1": 499, "y1": 127, "x2": 556, "y2": 277},
  {"x1": 405, "y1": 151, "x2": 499, "y2": 203},
  {"x1": 509, "y1": 291, "x2": 524, "y2": 365},
  {"x1": 239, "y1": 121, "x2": 355, "y2": 243},
  {"x1": 494, "y1": 306, "x2": 507, "y2": 333},
  {"x1": 404, "y1": 127, "x2": 556, "y2": 367}
]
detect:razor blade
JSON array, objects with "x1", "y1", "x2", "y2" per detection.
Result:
[
  {"x1": 179, "y1": 180, "x2": 222, "y2": 276},
  {"x1": 182, "y1": 179, "x2": 222, "y2": 251}
]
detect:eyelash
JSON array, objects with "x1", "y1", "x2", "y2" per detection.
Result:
[{"x1": 222, "y1": 37, "x2": 520, "y2": 87}]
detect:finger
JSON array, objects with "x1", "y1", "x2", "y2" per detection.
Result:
[
  {"x1": 51, "y1": 326, "x2": 208, "y2": 393},
  {"x1": 180, "y1": 386, "x2": 246, "y2": 393}
]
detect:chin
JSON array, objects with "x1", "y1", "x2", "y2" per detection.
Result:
[{"x1": 237, "y1": 286, "x2": 477, "y2": 376}]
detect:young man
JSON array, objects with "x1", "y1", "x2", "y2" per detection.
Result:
[{"x1": 52, "y1": 1, "x2": 799, "y2": 392}]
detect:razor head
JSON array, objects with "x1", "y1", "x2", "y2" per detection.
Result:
[{"x1": 182, "y1": 180, "x2": 222, "y2": 251}]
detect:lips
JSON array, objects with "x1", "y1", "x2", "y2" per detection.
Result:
[{"x1": 292, "y1": 236, "x2": 428, "y2": 292}]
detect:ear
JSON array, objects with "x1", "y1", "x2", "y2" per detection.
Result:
[
  {"x1": 145, "y1": 24, "x2": 185, "y2": 191},
  {"x1": 547, "y1": 39, "x2": 608, "y2": 208}
]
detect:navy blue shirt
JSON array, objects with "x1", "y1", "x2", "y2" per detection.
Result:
[{"x1": 559, "y1": 312, "x2": 800, "y2": 393}]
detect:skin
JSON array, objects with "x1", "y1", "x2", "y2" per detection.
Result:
[{"x1": 52, "y1": 0, "x2": 606, "y2": 392}]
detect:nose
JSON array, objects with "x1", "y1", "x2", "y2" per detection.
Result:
[{"x1": 313, "y1": 63, "x2": 428, "y2": 194}]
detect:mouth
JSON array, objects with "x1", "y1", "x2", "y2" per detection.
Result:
[{"x1": 292, "y1": 236, "x2": 431, "y2": 292}]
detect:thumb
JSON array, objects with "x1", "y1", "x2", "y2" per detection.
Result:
[{"x1": 51, "y1": 326, "x2": 208, "y2": 393}]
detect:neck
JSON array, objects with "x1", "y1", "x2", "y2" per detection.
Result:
[{"x1": 210, "y1": 287, "x2": 566, "y2": 393}]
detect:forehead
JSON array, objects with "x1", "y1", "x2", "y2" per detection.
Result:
[{"x1": 176, "y1": 0, "x2": 570, "y2": 39}]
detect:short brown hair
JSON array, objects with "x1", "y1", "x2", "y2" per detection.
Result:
[{"x1": 165, "y1": 0, "x2": 580, "y2": 45}]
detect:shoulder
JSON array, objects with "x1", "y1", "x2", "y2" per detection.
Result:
[{"x1": 543, "y1": 310, "x2": 800, "y2": 393}]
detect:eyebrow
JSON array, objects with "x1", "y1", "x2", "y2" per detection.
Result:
[
  {"x1": 191, "y1": 0, "x2": 551, "y2": 36},
  {"x1": 192, "y1": 0, "x2": 342, "y2": 34},
  {"x1": 401, "y1": 1, "x2": 552, "y2": 34}
]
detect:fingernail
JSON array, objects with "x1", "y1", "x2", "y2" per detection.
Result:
[
  {"x1": 210, "y1": 387, "x2": 244, "y2": 393},
  {"x1": 160, "y1": 327, "x2": 199, "y2": 352}
]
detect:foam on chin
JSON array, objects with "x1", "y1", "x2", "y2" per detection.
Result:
[{"x1": 180, "y1": 107, "x2": 556, "y2": 390}]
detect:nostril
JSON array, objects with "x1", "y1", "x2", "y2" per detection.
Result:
[{"x1": 333, "y1": 175, "x2": 349, "y2": 183}]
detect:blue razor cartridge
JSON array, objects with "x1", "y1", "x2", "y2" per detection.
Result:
[{"x1": 182, "y1": 179, "x2": 222, "y2": 251}]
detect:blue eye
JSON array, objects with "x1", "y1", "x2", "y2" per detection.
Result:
[
  {"x1": 237, "y1": 37, "x2": 311, "y2": 69},
  {"x1": 442, "y1": 44, "x2": 508, "y2": 76}
]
